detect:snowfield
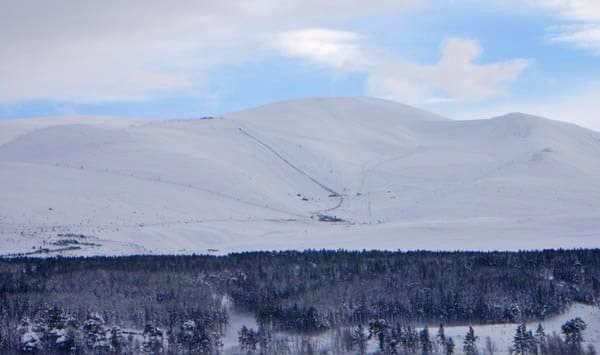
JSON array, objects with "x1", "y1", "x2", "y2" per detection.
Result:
[{"x1": 1, "y1": 97, "x2": 600, "y2": 256}]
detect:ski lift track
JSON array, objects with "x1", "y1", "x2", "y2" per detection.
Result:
[{"x1": 238, "y1": 127, "x2": 345, "y2": 215}]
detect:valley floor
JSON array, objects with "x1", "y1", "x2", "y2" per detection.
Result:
[{"x1": 218, "y1": 303, "x2": 600, "y2": 354}]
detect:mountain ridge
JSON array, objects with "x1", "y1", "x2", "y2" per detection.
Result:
[{"x1": 1, "y1": 97, "x2": 599, "y2": 256}]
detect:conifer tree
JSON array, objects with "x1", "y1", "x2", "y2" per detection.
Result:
[
  {"x1": 513, "y1": 323, "x2": 536, "y2": 355},
  {"x1": 562, "y1": 318, "x2": 587, "y2": 350},
  {"x1": 463, "y1": 326, "x2": 479, "y2": 355},
  {"x1": 420, "y1": 326, "x2": 433, "y2": 355},
  {"x1": 534, "y1": 323, "x2": 546, "y2": 353},
  {"x1": 239, "y1": 326, "x2": 259, "y2": 354},
  {"x1": 142, "y1": 324, "x2": 163, "y2": 354},
  {"x1": 368, "y1": 318, "x2": 389, "y2": 353},
  {"x1": 445, "y1": 337, "x2": 455, "y2": 355},
  {"x1": 437, "y1": 324, "x2": 446, "y2": 353},
  {"x1": 83, "y1": 312, "x2": 111, "y2": 353},
  {"x1": 352, "y1": 324, "x2": 368, "y2": 355}
]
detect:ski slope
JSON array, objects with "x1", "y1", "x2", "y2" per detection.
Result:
[{"x1": 1, "y1": 97, "x2": 600, "y2": 255}]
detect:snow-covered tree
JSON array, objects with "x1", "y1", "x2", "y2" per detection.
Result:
[
  {"x1": 445, "y1": 337, "x2": 455, "y2": 355},
  {"x1": 420, "y1": 326, "x2": 433, "y2": 354},
  {"x1": 402, "y1": 325, "x2": 419, "y2": 354},
  {"x1": 82, "y1": 312, "x2": 111, "y2": 353},
  {"x1": 141, "y1": 324, "x2": 164, "y2": 354},
  {"x1": 349, "y1": 324, "x2": 368, "y2": 354},
  {"x1": 45, "y1": 307, "x2": 77, "y2": 352},
  {"x1": 463, "y1": 326, "x2": 479, "y2": 355},
  {"x1": 534, "y1": 323, "x2": 546, "y2": 353},
  {"x1": 562, "y1": 318, "x2": 587, "y2": 349},
  {"x1": 368, "y1": 318, "x2": 389, "y2": 353},
  {"x1": 178, "y1": 320, "x2": 198, "y2": 352},
  {"x1": 239, "y1": 326, "x2": 259, "y2": 354},
  {"x1": 512, "y1": 323, "x2": 536, "y2": 355},
  {"x1": 437, "y1": 324, "x2": 446, "y2": 352},
  {"x1": 17, "y1": 307, "x2": 78, "y2": 353},
  {"x1": 17, "y1": 318, "x2": 43, "y2": 353},
  {"x1": 109, "y1": 326, "x2": 126, "y2": 354}
]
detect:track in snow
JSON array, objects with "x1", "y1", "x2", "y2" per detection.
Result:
[{"x1": 238, "y1": 127, "x2": 345, "y2": 216}]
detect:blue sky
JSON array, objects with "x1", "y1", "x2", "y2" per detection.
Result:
[{"x1": 1, "y1": 1, "x2": 599, "y2": 130}]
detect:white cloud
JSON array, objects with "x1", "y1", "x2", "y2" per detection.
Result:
[
  {"x1": 437, "y1": 39, "x2": 530, "y2": 100},
  {"x1": 523, "y1": 0, "x2": 600, "y2": 54},
  {"x1": 270, "y1": 29, "x2": 369, "y2": 71},
  {"x1": 0, "y1": 0, "x2": 421, "y2": 102},
  {"x1": 550, "y1": 24, "x2": 600, "y2": 54},
  {"x1": 532, "y1": 0, "x2": 600, "y2": 21},
  {"x1": 272, "y1": 31, "x2": 529, "y2": 104}
]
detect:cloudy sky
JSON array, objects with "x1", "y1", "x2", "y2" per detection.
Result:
[{"x1": 1, "y1": 0, "x2": 600, "y2": 130}]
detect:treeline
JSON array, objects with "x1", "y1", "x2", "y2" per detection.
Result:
[
  {"x1": 5, "y1": 305, "x2": 598, "y2": 354},
  {"x1": 236, "y1": 317, "x2": 597, "y2": 354},
  {"x1": 13, "y1": 305, "x2": 224, "y2": 354},
  {"x1": 226, "y1": 249, "x2": 599, "y2": 330},
  {"x1": 334, "y1": 318, "x2": 597, "y2": 355},
  {"x1": 0, "y1": 249, "x2": 599, "y2": 353}
]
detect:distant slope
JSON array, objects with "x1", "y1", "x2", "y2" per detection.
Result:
[{"x1": 1, "y1": 97, "x2": 600, "y2": 255}]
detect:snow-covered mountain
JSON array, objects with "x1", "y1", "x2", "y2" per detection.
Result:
[{"x1": 1, "y1": 97, "x2": 600, "y2": 255}]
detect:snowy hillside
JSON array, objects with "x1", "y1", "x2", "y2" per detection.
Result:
[{"x1": 1, "y1": 97, "x2": 600, "y2": 256}]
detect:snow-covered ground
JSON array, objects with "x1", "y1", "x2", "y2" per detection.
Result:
[
  {"x1": 442, "y1": 303, "x2": 600, "y2": 354},
  {"x1": 218, "y1": 303, "x2": 600, "y2": 354},
  {"x1": 1, "y1": 97, "x2": 600, "y2": 255}
]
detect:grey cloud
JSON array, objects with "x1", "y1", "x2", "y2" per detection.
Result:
[{"x1": 0, "y1": 0, "x2": 421, "y2": 101}]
